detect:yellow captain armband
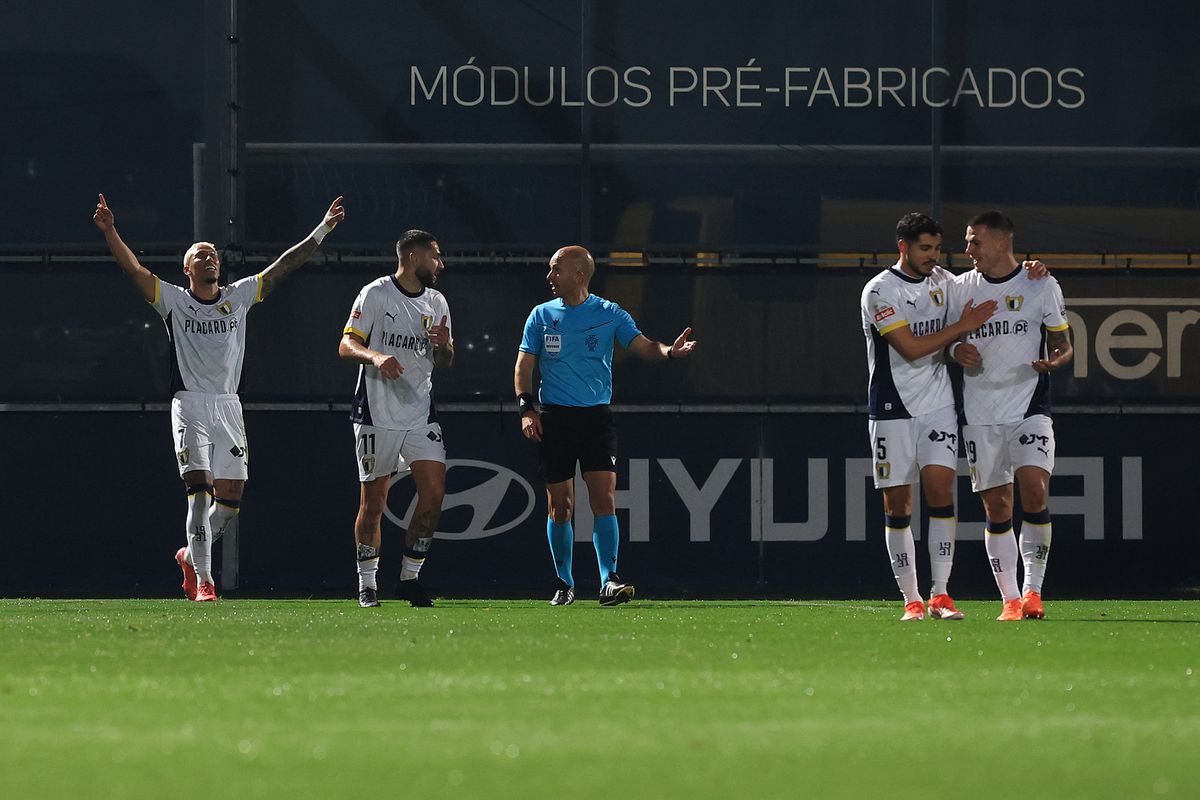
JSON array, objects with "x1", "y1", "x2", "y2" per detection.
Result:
[{"x1": 878, "y1": 319, "x2": 908, "y2": 336}]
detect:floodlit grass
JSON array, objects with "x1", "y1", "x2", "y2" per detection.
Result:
[{"x1": 1, "y1": 599, "x2": 1197, "y2": 800}]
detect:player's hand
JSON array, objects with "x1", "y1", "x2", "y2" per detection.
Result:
[
  {"x1": 958, "y1": 299, "x2": 998, "y2": 332},
  {"x1": 428, "y1": 316, "x2": 450, "y2": 348},
  {"x1": 953, "y1": 342, "x2": 983, "y2": 368},
  {"x1": 323, "y1": 196, "x2": 346, "y2": 229},
  {"x1": 1032, "y1": 349, "x2": 1064, "y2": 373},
  {"x1": 521, "y1": 411, "x2": 543, "y2": 442},
  {"x1": 1022, "y1": 259, "x2": 1050, "y2": 279},
  {"x1": 371, "y1": 353, "x2": 403, "y2": 379},
  {"x1": 93, "y1": 193, "x2": 114, "y2": 232},
  {"x1": 669, "y1": 326, "x2": 697, "y2": 359}
]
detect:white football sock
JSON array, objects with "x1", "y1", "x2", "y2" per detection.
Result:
[
  {"x1": 927, "y1": 511, "x2": 956, "y2": 597},
  {"x1": 885, "y1": 519, "x2": 921, "y2": 604},
  {"x1": 357, "y1": 543, "x2": 379, "y2": 592},
  {"x1": 186, "y1": 498, "x2": 240, "y2": 566},
  {"x1": 985, "y1": 522, "x2": 1020, "y2": 601},
  {"x1": 187, "y1": 486, "x2": 214, "y2": 584},
  {"x1": 1020, "y1": 521, "x2": 1052, "y2": 595}
]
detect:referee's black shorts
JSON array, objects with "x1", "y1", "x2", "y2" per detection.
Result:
[{"x1": 536, "y1": 404, "x2": 617, "y2": 484}]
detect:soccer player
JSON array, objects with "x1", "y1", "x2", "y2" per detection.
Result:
[
  {"x1": 338, "y1": 230, "x2": 453, "y2": 609},
  {"x1": 514, "y1": 245, "x2": 696, "y2": 607},
  {"x1": 947, "y1": 210, "x2": 1073, "y2": 621},
  {"x1": 861, "y1": 213, "x2": 1000, "y2": 621},
  {"x1": 93, "y1": 193, "x2": 345, "y2": 602}
]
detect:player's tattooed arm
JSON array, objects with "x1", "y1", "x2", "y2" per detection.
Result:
[
  {"x1": 1032, "y1": 327, "x2": 1074, "y2": 373},
  {"x1": 93, "y1": 193, "x2": 157, "y2": 302},
  {"x1": 259, "y1": 196, "x2": 345, "y2": 298}
]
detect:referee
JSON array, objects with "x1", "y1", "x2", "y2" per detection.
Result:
[{"x1": 514, "y1": 246, "x2": 697, "y2": 606}]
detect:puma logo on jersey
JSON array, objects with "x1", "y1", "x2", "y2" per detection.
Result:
[{"x1": 385, "y1": 311, "x2": 397, "y2": 322}]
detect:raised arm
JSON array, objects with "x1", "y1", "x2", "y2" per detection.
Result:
[
  {"x1": 93, "y1": 193, "x2": 156, "y2": 302},
  {"x1": 514, "y1": 350, "x2": 542, "y2": 441},
  {"x1": 626, "y1": 327, "x2": 697, "y2": 362},
  {"x1": 259, "y1": 196, "x2": 345, "y2": 298},
  {"x1": 885, "y1": 299, "x2": 998, "y2": 361}
]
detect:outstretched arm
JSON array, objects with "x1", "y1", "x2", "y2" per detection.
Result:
[
  {"x1": 93, "y1": 193, "x2": 156, "y2": 302},
  {"x1": 627, "y1": 327, "x2": 697, "y2": 362},
  {"x1": 514, "y1": 350, "x2": 542, "y2": 441},
  {"x1": 259, "y1": 196, "x2": 345, "y2": 298},
  {"x1": 1032, "y1": 327, "x2": 1073, "y2": 373}
]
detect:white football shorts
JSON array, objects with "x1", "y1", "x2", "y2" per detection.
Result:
[
  {"x1": 963, "y1": 414, "x2": 1055, "y2": 493},
  {"x1": 868, "y1": 404, "x2": 960, "y2": 489},
  {"x1": 170, "y1": 391, "x2": 249, "y2": 480},
  {"x1": 353, "y1": 422, "x2": 446, "y2": 482}
]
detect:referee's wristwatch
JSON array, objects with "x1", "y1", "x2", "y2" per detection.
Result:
[{"x1": 517, "y1": 392, "x2": 536, "y2": 415}]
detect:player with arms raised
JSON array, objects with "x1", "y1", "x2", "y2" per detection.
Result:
[
  {"x1": 93, "y1": 194, "x2": 345, "y2": 601},
  {"x1": 947, "y1": 210, "x2": 1073, "y2": 621},
  {"x1": 338, "y1": 230, "x2": 453, "y2": 608}
]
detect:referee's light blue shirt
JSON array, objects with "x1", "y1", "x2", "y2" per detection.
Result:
[{"x1": 519, "y1": 295, "x2": 641, "y2": 407}]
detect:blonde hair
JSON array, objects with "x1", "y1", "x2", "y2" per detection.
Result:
[{"x1": 183, "y1": 241, "x2": 218, "y2": 268}]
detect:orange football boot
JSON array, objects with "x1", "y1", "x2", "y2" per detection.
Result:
[
  {"x1": 1022, "y1": 590, "x2": 1045, "y2": 619},
  {"x1": 901, "y1": 600, "x2": 927, "y2": 621},
  {"x1": 195, "y1": 582, "x2": 218, "y2": 603},
  {"x1": 997, "y1": 599, "x2": 1024, "y2": 621},
  {"x1": 175, "y1": 547, "x2": 197, "y2": 601},
  {"x1": 928, "y1": 594, "x2": 965, "y2": 620}
]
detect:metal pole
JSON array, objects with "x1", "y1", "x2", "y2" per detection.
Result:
[{"x1": 930, "y1": 0, "x2": 944, "y2": 221}]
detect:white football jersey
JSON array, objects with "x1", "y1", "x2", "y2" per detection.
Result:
[
  {"x1": 860, "y1": 264, "x2": 956, "y2": 420},
  {"x1": 149, "y1": 274, "x2": 262, "y2": 395},
  {"x1": 344, "y1": 276, "x2": 452, "y2": 431},
  {"x1": 946, "y1": 267, "x2": 1069, "y2": 425}
]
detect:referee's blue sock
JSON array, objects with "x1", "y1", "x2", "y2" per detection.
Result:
[
  {"x1": 547, "y1": 518, "x2": 574, "y2": 587},
  {"x1": 593, "y1": 515, "x2": 619, "y2": 584}
]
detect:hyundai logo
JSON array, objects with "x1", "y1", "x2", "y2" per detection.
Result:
[{"x1": 383, "y1": 459, "x2": 536, "y2": 540}]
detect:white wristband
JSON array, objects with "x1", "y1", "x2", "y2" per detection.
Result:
[
  {"x1": 310, "y1": 221, "x2": 334, "y2": 245},
  {"x1": 948, "y1": 341, "x2": 963, "y2": 360}
]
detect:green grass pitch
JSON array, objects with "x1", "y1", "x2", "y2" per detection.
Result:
[{"x1": 1, "y1": 599, "x2": 1197, "y2": 800}]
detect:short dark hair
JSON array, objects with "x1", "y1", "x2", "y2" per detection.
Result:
[
  {"x1": 895, "y1": 212, "x2": 942, "y2": 243},
  {"x1": 967, "y1": 210, "x2": 1014, "y2": 234},
  {"x1": 396, "y1": 229, "x2": 438, "y2": 258}
]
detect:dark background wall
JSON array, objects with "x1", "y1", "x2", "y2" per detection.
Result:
[
  {"x1": 4, "y1": 1, "x2": 1200, "y2": 250},
  {"x1": 2, "y1": 1, "x2": 1198, "y2": 599},
  {"x1": 0, "y1": 410, "x2": 1190, "y2": 599}
]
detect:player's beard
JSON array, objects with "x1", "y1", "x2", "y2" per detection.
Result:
[
  {"x1": 417, "y1": 268, "x2": 437, "y2": 288},
  {"x1": 204, "y1": 274, "x2": 219, "y2": 285}
]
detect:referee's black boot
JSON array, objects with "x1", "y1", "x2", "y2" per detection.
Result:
[
  {"x1": 396, "y1": 578, "x2": 434, "y2": 607},
  {"x1": 549, "y1": 578, "x2": 575, "y2": 606},
  {"x1": 599, "y1": 573, "x2": 635, "y2": 607}
]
